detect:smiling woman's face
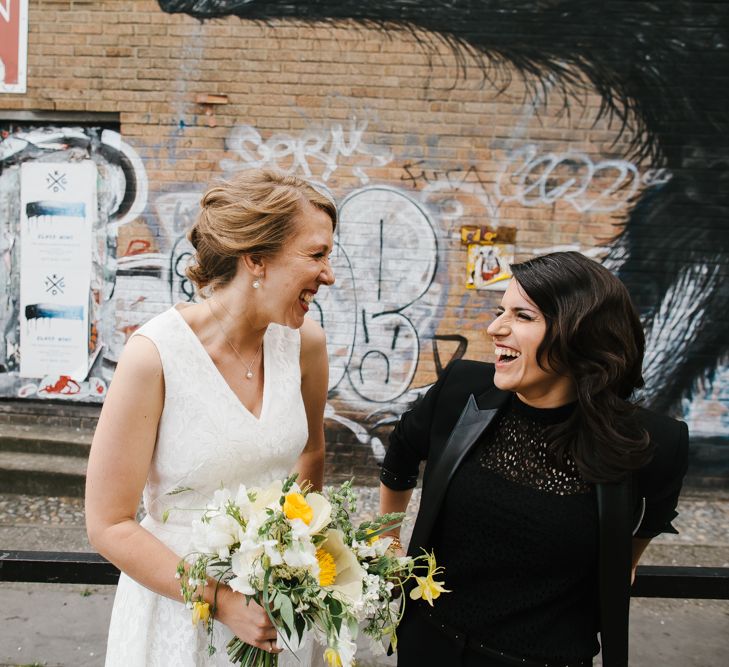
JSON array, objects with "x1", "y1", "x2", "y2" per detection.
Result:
[{"x1": 486, "y1": 279, "x2": 576, "y2": 408}]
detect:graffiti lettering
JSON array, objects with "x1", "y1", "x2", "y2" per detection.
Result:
[
  {"x1": 496, "y1": 145, "x2": 672, "y2": 213},
  {"x1": 220, "y1": 113, "x2": 392, "y2": 183},
  {"x1": 401, "y1": 160, "x2": 491, "y2": 192},
  {"x1": 315, "y1": 186, "x2": 440, "y2": 404}
]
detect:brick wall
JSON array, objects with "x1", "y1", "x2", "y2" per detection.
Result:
[{"x1": 1, "y1": 0, "x2": 727, "y2": 485}]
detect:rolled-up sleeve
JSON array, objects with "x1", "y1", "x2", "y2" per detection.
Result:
[
  {"x1": 634, "y1": 420, "x2": 689, "y2": 539},
  {"x1": 380, "y1": 362, "x2": 456, "y2": 491}
]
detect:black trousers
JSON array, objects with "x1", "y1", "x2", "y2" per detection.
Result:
[
  {"x1": 396, "y1": 608, "x2": 593, "y2": 667},
  {"x1": 396, "y1": 608, "x2": 513, "y2": 667}
]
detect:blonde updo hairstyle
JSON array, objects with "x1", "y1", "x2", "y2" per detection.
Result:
[{"x1": 186, "y1": 169, "x2": 337, "y2": 292}]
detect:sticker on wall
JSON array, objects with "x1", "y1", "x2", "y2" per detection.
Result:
[
  {"x1": 0, "y1": 0, "x2": 28, "y2": 94},
  {"x1": 461, "y1": 226, "x2": 516, "y2": 291},
  {"x1": 19, "y1": 161, "x2": 97, "y2": 380}
]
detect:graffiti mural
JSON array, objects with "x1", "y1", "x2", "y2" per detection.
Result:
[
  {"x1": 0, "y1": 1, "x2": 726, "y2": 479},
  {"x1": 155, "y1": 0, "x2": 729, "y2": 461},
  {"x1": 156, "y1": 0, "x2": 729, "y2": 405}
]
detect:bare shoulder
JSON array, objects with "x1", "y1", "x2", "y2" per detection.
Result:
[
  {"x1": 299, "y1": 317, "x2": 327, "y2": 355},
  {"x1": 95, "y1": 333, "x2": 165, "y2": 439},
  {"x1": 113, "y1": 333, "x2": 164, "y2": 386},
  {"x1": 299, "y1": 318, "x2": 328, "y2": 380}
]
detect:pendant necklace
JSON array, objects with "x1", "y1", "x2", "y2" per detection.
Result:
[{"x1": 206, "y1": 299, "x2": 263, "y2": 380}]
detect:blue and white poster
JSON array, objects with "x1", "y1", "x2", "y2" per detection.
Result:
[{"x1": 19, "y1": 161, "x2": 96, "y2": 379}]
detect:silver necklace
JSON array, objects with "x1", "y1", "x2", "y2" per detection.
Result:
[{"x1": 206, "y1": 299, "x2": 263, "y2": 380}]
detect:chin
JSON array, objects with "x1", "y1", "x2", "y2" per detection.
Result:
[
  {"x1": 284, "y1": 312, "x2": 306, "y2": 330},
  {"x1": 492, "y1": 370, "x2": 516, "y2": 393}
]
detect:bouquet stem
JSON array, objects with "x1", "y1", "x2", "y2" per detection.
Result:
[{"x1": 227, "y1": 637, "x2": 278, "y2": 667}]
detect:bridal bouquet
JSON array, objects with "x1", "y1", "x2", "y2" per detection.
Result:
[{"x1": 173, "y1": 474, "x2": 447, "y2": 666}]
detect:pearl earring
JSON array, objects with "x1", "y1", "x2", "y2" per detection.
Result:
[{"x1": 252, "y1": 279, "x2": 261, "y2": 289}]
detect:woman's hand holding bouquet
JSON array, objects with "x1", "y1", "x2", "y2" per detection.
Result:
[{"x1": 173, "y1": 475, "x2": 448, "y2": 666}]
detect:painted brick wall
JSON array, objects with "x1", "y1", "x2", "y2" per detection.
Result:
[{"x1": 1, "y1": 1, "x2": 727, "y2": 485}]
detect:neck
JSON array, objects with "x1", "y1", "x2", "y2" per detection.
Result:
[
  {"x1": 516, "y1": 386, "x2": 576, "y2": 409},
  {"x1": 207, "y1": 287, "x2": 267, "y2": 351}
]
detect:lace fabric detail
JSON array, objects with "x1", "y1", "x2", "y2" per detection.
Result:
[
  {"x1": 426, "y1": 396, "x2": 600, "y2": 659},
  {"x1": 105, "y1": 306, "x2": 320, "y2": 667},
  {"x1": 480, "y1": 400, "x2": 590, "y2": 496}
]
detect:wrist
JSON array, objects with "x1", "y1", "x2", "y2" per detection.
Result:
[{"x1": 206, "y1": 582, "x2": 233, "y2": 623}]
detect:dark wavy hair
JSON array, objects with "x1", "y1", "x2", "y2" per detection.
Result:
[{"x1": 510, "y1": 251, "x2": 653, "y2": 483}]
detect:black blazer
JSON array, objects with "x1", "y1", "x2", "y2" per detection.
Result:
[{"x1": 381, "y1": 359, "x2": 689, "y2": 666}]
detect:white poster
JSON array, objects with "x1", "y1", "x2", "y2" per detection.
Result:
[{"x1": 20, "y1": 161, "x2": 97, "y2": 379}]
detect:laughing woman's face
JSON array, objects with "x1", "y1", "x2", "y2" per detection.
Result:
[{"x1": 486, "y1": 280, "x2": 576, "y2": 408}]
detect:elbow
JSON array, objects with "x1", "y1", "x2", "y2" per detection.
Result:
[
  {"x1": 85, "y1": 515, "x2": 134, "y2": 560},
  {"x1": 85, "y1": 488, "x2": 104, "y2": 552},
  {"x1": 85, "y1": 514, "x2": 106, "y2": 554},
  {"x1": 84, "y1": 503, "x2": 130, "y2": 557}
]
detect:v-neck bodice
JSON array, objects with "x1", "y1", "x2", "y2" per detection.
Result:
[
  {"x1": 129, "y1": 306, "x2": 308, "y2": 533},
  {"x1": 170, "y1": 305, "x2": 269, "y2": 421}
]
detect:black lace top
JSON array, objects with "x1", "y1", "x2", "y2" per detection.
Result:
[{"x1": 427, "y1": 395, "x2": 600, "y2": 661}]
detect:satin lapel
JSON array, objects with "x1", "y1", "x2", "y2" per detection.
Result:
[{"x1": 408, "y1": 394, "x2": 503, "y2": 554}]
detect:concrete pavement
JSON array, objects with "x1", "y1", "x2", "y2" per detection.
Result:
[{"x1": 1, "y1": 489, "x2": 728, "y2": 666}]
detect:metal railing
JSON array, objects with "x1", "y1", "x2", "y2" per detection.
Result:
[{"x1": 1, "y1": 551, "x2": 729, "y2": 600}]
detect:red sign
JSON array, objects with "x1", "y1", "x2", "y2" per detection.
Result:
[{"x1": 0, "y1": 0, "x2": 28, "y2": 93}]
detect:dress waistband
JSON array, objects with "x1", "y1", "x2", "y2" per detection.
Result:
[
  {"x1": 141, "y1": 514, "x2": 191, "y2": 532},
  {"x1": 415, "y1": 606, "x2": 592, "y2": 667}
]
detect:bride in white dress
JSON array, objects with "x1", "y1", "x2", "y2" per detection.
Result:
[{"x1": 85, "y1": 169, "x2": 337, "y2": 666}]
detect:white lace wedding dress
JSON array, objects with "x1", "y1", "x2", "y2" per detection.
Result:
[{"x1": 105, "y1": 306, "x2": 323, "y2": 666}]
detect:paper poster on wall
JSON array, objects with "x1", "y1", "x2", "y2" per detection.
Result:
[
  {"x1": 19, "y1": 161, "x2": 97, "y2": 379},
  {"x1": 0, "y1": 0, "x2": 29, "y2": 93},
  {"x1": 466, "y1": 243, "x2": 515, "y2": 290},
  {"x1": 461, "y1": 225, "x2": 517, "y2": 290}
]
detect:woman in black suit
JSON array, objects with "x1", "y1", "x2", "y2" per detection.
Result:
[{"x1": 380, "y1": 251, "x2": 688, "y2": 667}]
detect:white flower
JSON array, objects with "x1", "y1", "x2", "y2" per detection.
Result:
[
  {"x1": 262, "y1": 538, "x2": 283, "y2": 566},
  {"x1": 289, "y1": 517, "x2": 311, "y2": 540},
  {"x1": 251, "y1": 479, "x2": 284, "y2": 512},
  {"x1": 373, "y1": 535, "x2": 392, "y2": 556},
  {"x1": 333, "y1": 624, "x2": 357, "y2": 667},
  {"x1": 229, "y1": 549, "x2": 263, "y2": 596},
  {"x1": 282, "y1": 517, "x2": 318, "y2": 570},
  {"x1": 191, "y1": 512, "x2": 238, "y2": 559},
  {"x1": 352, "y1": 540, "x2": 372, "y2": 559},
  {"x1": 283, "y1": 539, "x2": 318, "y2": 569},
  {"x1": 228, "y1": 574, "x2": 257, "y2": 596},
  {"x1": 210, "y1": 487, "x2": 232, "y2": 510},
  {"x1": 233, "y1": 483, "x2": 254, "y2": 520}
]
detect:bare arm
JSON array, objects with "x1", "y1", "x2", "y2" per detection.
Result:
[
  {"x1": 85, "y1": 334, "x2": 279, "y2": 651},
  {"x1": 295, "y1": 318, "x2": 328, "y2": 491},
  {"x1": 85, "y1": 335, "x2": 170, "y2": 589},
  {"x1": 379, "y1": 483, "x2": 414, "y2": 540},
  {"x1": 631, "y1": 537, "x2": 652, "y2": 584}
]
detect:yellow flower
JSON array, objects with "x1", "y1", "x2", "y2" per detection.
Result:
[
  {"x1": 283, "y1": 492, "x2": 313, "y2": 525},
  {"x1": 323, "y1": 647, "x2": 343, "y2": 667},
  {"x1": 409, "y1": 574, "x2": 449, "y2": 606},
  {"x1": 316, "y1": 547, "x2": 337, "y2": 587},
  {"x1": 365, "y1": 530, "x2": 380, "y2": 545},
  {"x1": 317, "y1": 530, "x2": 366, "y2": 604},
  {"x1": 191, "y1": 600, "x2": 210, "y2": 625}
]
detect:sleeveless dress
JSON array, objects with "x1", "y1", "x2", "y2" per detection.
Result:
[{"x1": 105, "y1": 306, "x2": 321, "y2": 666}]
